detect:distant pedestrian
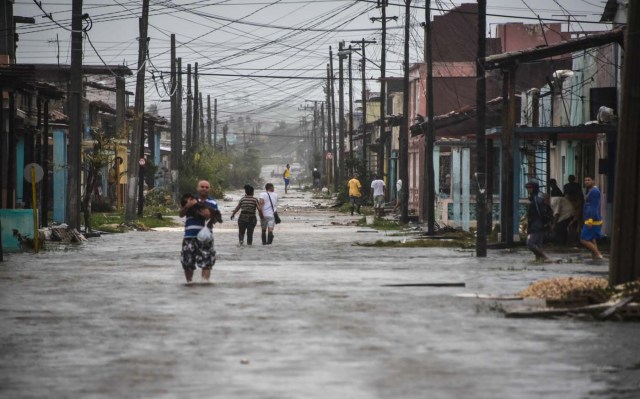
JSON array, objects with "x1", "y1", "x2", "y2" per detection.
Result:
[
  {"x1": 179, "y1": 180, "x2": 221, "y2": 283},
  {"x1": 231, "y1": 185, "x2": 261, "y2": 246},
  {"x1": 348, "y1": 173, "x2": 362, "y2": 216},
  {"x1": 580, "y1": 176, "x2": 604, "y2": 259},
  {"x1": 548, "y1": 178, "x2": 563, "y2": 197},
  {"x1": 563, "y1": 175, "x2": 582, "y2": 199},
  {"x1": 393, "y1": 178, "x2": 403, "y2": 213},
  {"x1": 283, "y1": 164, "x2": 291, "y2": 194},
  {"x1": 312, "y1": 168, "x2": 321, "y2": 191},
  {"x1": 259, "y1": 183, "x2": 279, "y2": 245},
  {"x1": 525, "y1": 180, "x2": 554, "y2": 263},
  {"x1": 370, "y1": 175, "x2": 386, "y2": 217},
  {"x1": 550, "y1": 193, "x2": 575, "y2": 245}
]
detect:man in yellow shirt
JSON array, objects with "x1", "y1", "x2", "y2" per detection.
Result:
[
  {"x1": 348, "y1": 173, "x2": 362, "y2": 216},
  {"x1": 283, "y1": 164, "x2": 291, "y2": 194}
]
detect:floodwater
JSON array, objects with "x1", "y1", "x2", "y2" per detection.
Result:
[{"x1": 1, "y1": 167, "x2": 639, "y2": 398}]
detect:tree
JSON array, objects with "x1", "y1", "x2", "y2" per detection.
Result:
[{"x1": 82, "y1": 130, "x2": 116, "y2": 232}]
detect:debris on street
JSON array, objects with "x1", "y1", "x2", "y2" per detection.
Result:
[{"x1": 502, "y1": 277, "x2": 640, "y2": 321}]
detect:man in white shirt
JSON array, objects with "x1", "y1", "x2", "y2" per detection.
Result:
[
  {"x1": 259, "y1": 183, "x2": 279, "y2": 245},
  {"x1": 370, "y1": 175, "x2": 386, "y2": 217}
]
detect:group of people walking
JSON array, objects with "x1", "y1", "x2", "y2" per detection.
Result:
[
  {"x1": 526, "y1": 174, "x2": 604, "y2": 263},
  {"x1": 178, "y1": 179, "x2": 280, "y2": 283}
]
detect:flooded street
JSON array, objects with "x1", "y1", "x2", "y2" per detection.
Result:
[{"x1": 1, "y1": 170, "x2": 639, "y2": 398}]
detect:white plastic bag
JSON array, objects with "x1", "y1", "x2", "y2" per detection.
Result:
[{"x1": 196, "y1": 226, "x2": 213, "y2": 242}]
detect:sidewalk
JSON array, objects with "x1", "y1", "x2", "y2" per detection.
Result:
[{"x1": 0, "y1": 186, "x2": 637, "y2": 399}]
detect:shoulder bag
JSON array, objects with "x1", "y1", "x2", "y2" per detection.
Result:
[{"x1": 267, "y1": 193, "x2": 281, "y2": 224}]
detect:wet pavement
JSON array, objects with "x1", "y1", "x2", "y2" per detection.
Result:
[{"x1": 1, "y1": 168, "x2": 639, "y2": 398}]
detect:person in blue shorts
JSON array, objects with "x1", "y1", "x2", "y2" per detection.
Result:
[
  {"x1": 179, "y1": 180, "x2": 221, "y2": 283},
  {"x1": 580, "y1": 176, "x2": 603, "y2": 259},
  {"x1": 283, "y1": 164, "x2": 291, "y2": 194}
]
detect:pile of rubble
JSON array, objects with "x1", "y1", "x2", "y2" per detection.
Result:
[
  {"x1": 518, "y1": 276, "x2": 610, "y2": 305},
  {"x1": 504, "y1": 276, "x2": 640, "y2": 321}
]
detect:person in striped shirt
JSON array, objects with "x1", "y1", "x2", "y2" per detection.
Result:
[
  {"x1": 179, "y1": 180, "x2": 220, "y2": 283},
  {"x1": 230, "y1": 184, "x2": 261, "y2": 245}
]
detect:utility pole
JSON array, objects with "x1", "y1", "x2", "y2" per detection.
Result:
[
  {"x1": 400, "y1": 0, "x2": 411, "y2": 223},
  {"x1": 338, "y1": 41, "x2": 346, "y2": 188},
  {"x1": 67, "y1": 0, "x2": 83, "y2": 229},
  {"x1": 351, "y1": 39, "x2": 376, "y2": 171},
  {"x1": 199, "y1": 92, "x2": 204, "y2": 145},
  {"x1": 223, "y1": 123, "x2": 228, "y2": 154},
  {"x1": 207, "y1": 95, "x2": 212, "y2": 146},
  {"x1": 610, "y1": 0, "x2": 640, "y2": 284},
  {"x1": 329, "y1": 49, "x2": 338, "y2": 192},
  {"x1": 348, "y1": 46, "x2": 355, "y2": 169},
  {"x1": 371, "y1": 1, "x2": 397, "y2": 183},
  {"x1": 423, "y1": 0, "x2": 436, "y2": 234},
  {"x1": 214, "y1": 98, "x2": 218, "y2": 148},
  {"x1": 475, "y1": 0, "x2": 487, "y2": 256},
  {"x1": 320, "y1": 102, "x2": 325, "y2": 172},
  {"x1": 177, "y1": 58, "x2": 183, "y2": 161},
  {"x1": 325, "y1": 64, "x2": 333, "y2": 180},
  {"x1": 125, "y1": 0, "x2": 149, "y2": 221},
  {"x1": 170, "y1": 34, "x2": 178, "y2": 174},
  {"x1": 186, "y1": 63, "x2": 192, "y2": 152},
  {"x1": 192, "y1": 63, "x2": 199, "y2": 145}
]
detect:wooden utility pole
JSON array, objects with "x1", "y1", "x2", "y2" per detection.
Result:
[
  {"x1": 348, "y1": 46, "x2": 354, "y2": 168},
  {"x1": 320, "y1": 102, "x2": 325, "y2": 171},
  {"x1": 213, "y1": 98, "x2": 218, "y2": 148},
  {"x1": 177, "y1": 57, "x2": 183, "y2": 160},
  {"x1": 125, "y1": 0, "x2": 149, "y2": 221},
  {"x1": 186, "y1": 64, "x2": 192, "y2": 152},
  {"x1": 329, "y1": 48, "x2": 338, "y2": 192},
  {"x1": 610, "y1": 0, "x2": 640, "y2": 284},
  {"x1": 400, "y1": 0, "x2": 411, "y2": 223},
  {"x1": 423, "y1": 0, "x2": 436, "y2": 234},
  {"x1": 192, "y1": 63, "x2": 199, "y2": 145},
  {"x1": 170, "y1": 34, "x2": 177, "y2": 172},
  {"x1": 223, "y1": 123, "x2": 228, "y2": 154},
  {"x1": 351, "y1": 39, "x2": 376, "y2": 170},
  {"x1": 371, "y1": 1, "x2": 396, "y2": 182},
  {"x1": 325, "y1": 64, "x2": 333, "y2": 178},
  {"x1": 475, "y1": 0, "x2": 487, "y2": 256},
  {"x1": 40, "y1": 101, "x2": 49, "y2": 226},
  {"x1": 207, "y1": 95, "x2": 212, "y2": 146},
  {"x1": 338, "y1": 41, "x2": 346, "y2": 188},
  {"x1": 67, "y1": 0, "x2": 83, "y2": 229},
  {"x1": 500, "y1": 69, "x2": 516, "y2": 244},
  {"x1": 199, "y1": 92, "x2": 204, "y2": 145}
]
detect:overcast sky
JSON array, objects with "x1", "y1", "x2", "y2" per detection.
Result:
[{"x1": 14, "y1": 0, "x2": 611, "y2": 126}]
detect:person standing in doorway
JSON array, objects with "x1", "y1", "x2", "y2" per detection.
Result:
[
  {"x1": 548, "y1": 178, "x2": 564, "y2": 197},
  {"x1": 550, "y1": 193, "x2": 575, "y2": 245},
  {"x1": 563, "y1": 174, "x2": 584, "y2": 242},
  {"x1": 371, "y1": 175, "x2": 386, "y2": 217},
  {"x1": 312, "y1": 168, "x2": 321, "y2": 191},
  {"x1": 580, "y1": 176, "x2": 604, "y2": 259},
  {"x1": 283, "y1": 164, "x2": 291, "y2": 194},
  {"x1": 348, "y1": 173, "x2": 362, "y2": 216},
  {"x1": 393, "y1": 178, "x2": 403, "y2": 213},
  {"x1": 259, "y1": 183, "x2": 279, "y2": 245},
  {"x1": 231, "y1": 185, "x2": 261, "y2": 246},
  {"x1": 179, "y1": 180, "x2": 220, "y2": 283},
  {"x1": 525, "y1": 180, "x2": 554, "y2": 263}
]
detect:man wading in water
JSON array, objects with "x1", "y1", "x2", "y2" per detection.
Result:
[{"x1": 179, "y1": 180, "x2": 221, "y2": 283}]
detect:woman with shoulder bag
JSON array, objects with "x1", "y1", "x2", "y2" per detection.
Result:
[{"x1": 231, "y1": 185, "x2": 261, "y2": 245}]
